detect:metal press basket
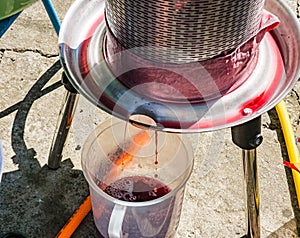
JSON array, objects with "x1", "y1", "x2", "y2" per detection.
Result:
[{"x1": 105, "y1": 0, "x2": 265, "y2": 63}]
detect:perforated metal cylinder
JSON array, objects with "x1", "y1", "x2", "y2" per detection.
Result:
[{"x1": 105, "y1": 0, "x2": 265, "y2": 63}]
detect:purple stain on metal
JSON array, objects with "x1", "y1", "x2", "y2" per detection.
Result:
[{"x1": 175, "y1": 0, "x2": 188, "y2": 12}]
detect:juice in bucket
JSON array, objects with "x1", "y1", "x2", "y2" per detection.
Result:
[{"x1": 82, "y1": 118, "x2": 194, "y2": 238}]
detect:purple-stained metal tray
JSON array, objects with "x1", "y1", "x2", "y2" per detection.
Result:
[{"x1": 58, "y1": 0, "x2": 300, "y2": 132}]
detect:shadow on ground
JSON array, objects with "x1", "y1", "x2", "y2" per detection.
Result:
[{"x1": 0, "y1": 61, "x2": 100, "y2": 237}]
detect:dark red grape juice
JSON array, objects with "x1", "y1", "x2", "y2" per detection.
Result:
[
  {"x1": 104, "y1": 175, "x2": 169, "y2": 202},
  {"x1": 97, "y1": 176, "x2": 175, "y2": 238}
]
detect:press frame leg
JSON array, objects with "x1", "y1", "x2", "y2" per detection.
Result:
[
  {"x1": 242, "y1": 149, "x2": 260, "y2": 238},
  {"x1": 48, "y1": 73, "x2": 79, "y2": 169},
  {"x1": 231, "y1": 116, "x2": 263, "y2": 238}
]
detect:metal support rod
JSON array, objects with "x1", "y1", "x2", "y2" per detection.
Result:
[
  {"x1": 48, "y1": 90, "x2": 79, "y2": 169},
  {"x1": 231, "y1": 116, "x2": 262, "y2": 238},
  {"x1": 40, "y1": 0, "x2": 79, "y2": 168},
  {"x1": 48, "y1": 72, "x2": 79, "y2": 169},
  {"x1": 242, "y1": 149, "x2": 260, "y2": 238}
]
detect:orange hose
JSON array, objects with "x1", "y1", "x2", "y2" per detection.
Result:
[
  {"x1": 56, "y1": 195, "x2": 92, "y2": 238},
  {"x1": 115, "y1": 130, "x2": 150, "y2": 168}
]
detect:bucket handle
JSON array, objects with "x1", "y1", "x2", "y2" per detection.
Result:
[{"x1": 108, "y1": 204, "x2": 127, "y2": 238}]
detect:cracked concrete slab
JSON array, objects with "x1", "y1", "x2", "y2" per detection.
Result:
[{"x1": 0, "y1": 0, "x2": 300, "y2": 238}]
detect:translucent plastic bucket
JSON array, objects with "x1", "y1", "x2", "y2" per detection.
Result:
[{"x1": 82, "y1": 118, "x2": 194, "y2": 238}]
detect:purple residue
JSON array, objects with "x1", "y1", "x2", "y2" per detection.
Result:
[{"x1": 104, "y1": 10, "x2": 280, "y2": 103}]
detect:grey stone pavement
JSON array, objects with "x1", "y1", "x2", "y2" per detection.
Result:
[{"x1": 0, "y1": 0, "x2": 300, "y2": 237}]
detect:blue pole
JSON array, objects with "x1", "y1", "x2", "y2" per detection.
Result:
[
  {"x1": 41, "y1": 0, "x2": 61, "y2": 35},
  {"x1": 0, "y1": 12, "x2": 21, "y2": 37}
]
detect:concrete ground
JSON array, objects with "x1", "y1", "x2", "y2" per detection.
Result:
[{"x1": 0, "y1": 0, "x2": 300, "y2": 237}]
